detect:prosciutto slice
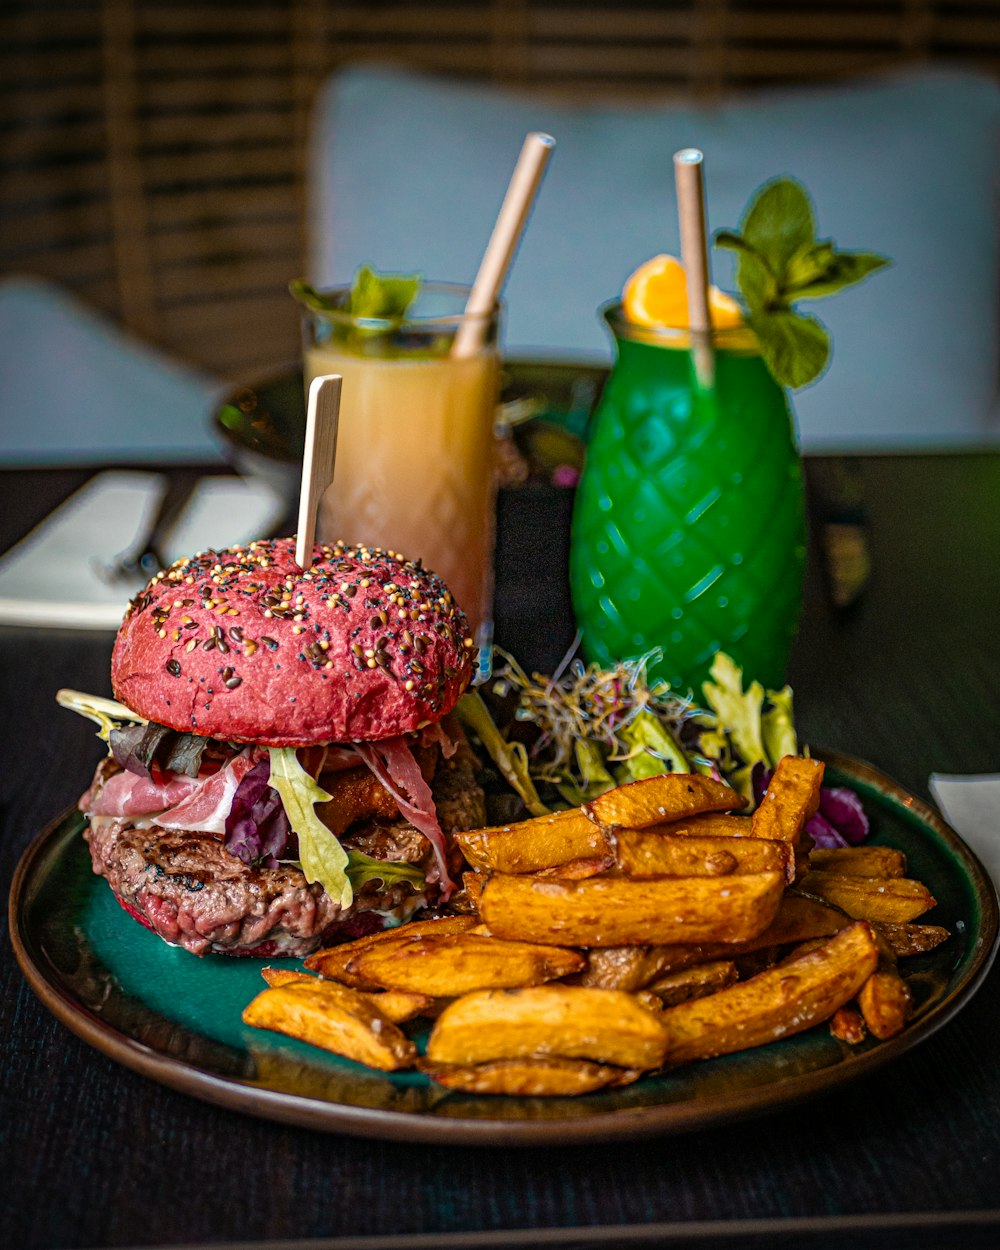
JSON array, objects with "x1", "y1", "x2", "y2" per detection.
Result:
[
  {"x1": 353, "y1": 738, "x2": 456, "y2": 898},
  {"x1": 86, "y1": 770, "x2": 200, "y2": 820},
  {"x1": 85, "y1": 749, "x2": 259, "y2": 837}
]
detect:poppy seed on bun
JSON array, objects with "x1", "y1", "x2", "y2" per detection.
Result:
[{"x1": 111, "y1": 537, "x2": 477, "y2": 746}]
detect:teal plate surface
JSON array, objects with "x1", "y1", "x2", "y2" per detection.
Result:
[{"x1": 10, "y1": 750, "x2": 998, "y2": 1145}]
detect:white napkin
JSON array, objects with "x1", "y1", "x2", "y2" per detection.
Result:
[
  {"x1": 0, "y1": 470, "x2": 284, "y2": 629},
  {"x1": 929, "y1": 773, "x2": 1000, "y2": 889}
]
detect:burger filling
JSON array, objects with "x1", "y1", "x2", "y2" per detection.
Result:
[{"x1": 66, "y1": 691, "x2": 483, "y2": 956}]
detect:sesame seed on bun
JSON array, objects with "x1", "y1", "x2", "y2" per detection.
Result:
[{"x1": 111, "y1": 537, "x2": 477, "y2": 746}]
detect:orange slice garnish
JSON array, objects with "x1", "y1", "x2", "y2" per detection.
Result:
[{"x1": 622, "y1": 254, "x2": 744, "y2": 330}]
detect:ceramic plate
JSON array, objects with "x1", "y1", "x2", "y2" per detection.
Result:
[{"x1": 10, "y1": 750, "x2": 998, "y2": 1145}]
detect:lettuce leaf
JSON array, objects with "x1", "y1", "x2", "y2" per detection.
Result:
[
  {"x1": 457, "y1": 691, "x2": 551, "y2": 817},
  {"x1": 224, "y1": 757, "x2": 291, "y2": 866},
  {"x1": 56, "y1": 688, "x2": 143, "y2": 741},
  {"x1": 761, "y1": 685, "x2": 798, "y2": 766},
  {"x1": 346, "y1": 852, "x2": 426, "y2": 892},
  {"x1": 618, "y1": 709, "x2": 691, "y2": 779},
  {"x1": 701, "y1": 653, "x2": 767, "y2": 771},
  {"x1": 267, "y1": 747, "x2": 352, "y2": 910}
]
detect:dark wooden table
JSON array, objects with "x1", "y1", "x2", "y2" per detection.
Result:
[{"x1": 3, "y1": 456, "x2": 1000, "y2": 1250}]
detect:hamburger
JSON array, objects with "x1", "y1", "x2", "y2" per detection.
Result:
[{"x1": 62, "y1": 536, "x2": 485, "y2": 957}]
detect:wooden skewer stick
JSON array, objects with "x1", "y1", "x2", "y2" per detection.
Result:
[
  {"x1": 452, "y1": 131, "x2": 555, "y2": 359},
  {"x1": 295, "y1": 374, "x2": 342, "y2": 569},
  {"x1": 673, "y1": 147, "x2": 715, "y2": 387}
]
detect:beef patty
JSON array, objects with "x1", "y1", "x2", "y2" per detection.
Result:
[{"x1": 83, "y1": 743, "x2": 485, "y2": 957}]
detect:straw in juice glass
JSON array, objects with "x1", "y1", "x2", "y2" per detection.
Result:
[{"x1": 452, "y1": 131, "x2": 555, "y2": 359}]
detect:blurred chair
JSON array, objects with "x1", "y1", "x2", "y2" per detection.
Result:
[
  {"x1": 0, "y1": 276, "x2": 223, "y2": 466},
  {"x1": 308, "y1": 63, "x2": 1000, "y2": 452}
]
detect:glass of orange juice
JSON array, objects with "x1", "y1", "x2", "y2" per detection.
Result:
[{"x1": 301, "y1": 282, "x2": 500, "y2": 659}]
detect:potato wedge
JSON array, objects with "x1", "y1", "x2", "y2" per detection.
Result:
[
  {"x1": 581, "y1": 944, "x2": 720, "y2": 990},
  {"x1": 873, "y1": 921, "x2": 950, "y2": 958},
  {"x1": 242, "y1": 979, "x2": 417, "y2": 1071},
  {"x1": 809, "y1": 845, "x2": 907, "y2": 878},
  {"x1": 425, "y1": 985, "x2": 670, "y2": 1069},
  {"x1": 829, "y1": 1005, "x2": 867, "y2": 1044},
  {"x1": 650, "y1": 812, "x2": 756, "y2": 838},
  {"x1": 455, "y1": 808, "x2": 610, "y2": 873},
  {"x1": 857, "y1": 968, "x2": 913, "y2": 1040},
  {"x1": 260, "y1": 966, "x2": 434, "y2": 1021},
  {"x1": 262, "y1": 967, "x2": 315, "y2": 988},
  {"x1": 344, "y1": 932, "x2": 585, "y2": 996},
  {"x1": 304, "y1": 915, "x2": 478, "y2": 987},
  {"x1": 614, "y1": 829, "x2": 793, "y2": 883},
  {"x1": 658, "y1": 921, "x2": 879, "y2": 1065},
  {"x1": 799, "y1": 871, "x2": 936, "y2": 924},
  {"x1": 583, "y1": 773, "x2": 745, "y2": 831},
  {"x1": 479, "y1": 870, "x2": 785, "y2": 948},
  {"x1": 581, "y1": 892, "x2": 851, "y2": 990},
  {"x1": 645, "y1": 960, "x2": 739, "y2": 1006},
  {"x1": 418, "y1": 1056, "x2": 642, "y2": 1096},
  {"x1": 751, "y1": 755, "x2": 825, "y2": 845},
  {"x1": 534, "y1": 856, "x2": 614, "y2": 880}
]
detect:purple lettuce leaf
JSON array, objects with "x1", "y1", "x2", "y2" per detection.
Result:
[
  {"x1": 224, "y1": 757, "x2": 291, "y2": 867},
  {"x1": 804, "y1": 811, "x2": 849, "y2": 849},
  {"x1": 817, "y1": 785, "x2": 870, "y2": 845}
]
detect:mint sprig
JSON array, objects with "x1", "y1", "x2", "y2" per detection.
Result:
[
  {"x1": 714, "y1": 177, "x2": 889, "y2": 389},
  {"x1": 290, "y1": 265, "x2": 421, "y2": 319}
]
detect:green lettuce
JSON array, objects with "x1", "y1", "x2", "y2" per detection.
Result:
[
  {"x1": 456, "y1": 691, "x2": 551, "y2": 817},
  {"x1": 346, "y1": 851, "x2": 425, "y2": 893},
  {"x1": 267, "y1": 747, "x2": 352, "y2": 910},
  {"x1": 56, "y1": 688, "x2": 144, "y2": 741}
]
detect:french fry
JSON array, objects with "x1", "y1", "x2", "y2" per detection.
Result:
[
  {"x1": 533, "y1": 856, "x2": 615, "y2": 879},
  {"x1": 652, "y1": 812, "x2": 756, "y2": 838},
  {"x1": 242, "y1": 979, "x2": 417, "y2": 1071},
  {"x1": 425, "y1": 985, "x2": 671, "y2": 1069},
  {"x1": 583, "y1": 773, "x2": 746, "y2": 831},
  {"x1": 751, "y1": 755, "x2": 825, "y2": 845},
  {"x1": 344, "y1": 932, "x2": 585, "y2": 996},
  {"x1": 262, "y1": 967, "x2": 315, "y2": 988},
  {"x1": 581, "y1": 943, "x2": 720, "y2": 991},
  {"x1": 645, "y1": 960, "x2": 739, "y2": 1007},
  {"x1": 479, "y1": 870, "x2": 785, "y2": 947},
  {"x1": 857, "y1": 968, "x2": 913, "y2": 1040},
  {"x1": 304, "y1": 915, "x2": 478, "y2": 988},
  {"x1": 581, "y1": 892, "x2": 850, "y2": 991},
  {"x1": 418, "y1": 1056, "x2": 642, "y2": 1096},
  {"x1": 658, "y1": 921, "x2": 880, "y2": 1066},
  {"x1": 873, "y1": 921, "x2": 950, "y2": 958},
  {"x1": 809, "y1": 845, "x2": 907, "y2": 878},
  {"x1": 829, "y1": 1005, "x2": 867, "y2": 1044},
  {"x1": 260, "y1": 966, "x2": 435, "y2": 1021},
  {"x1": 454, "y1": 808, "x2": 610, "y2": 873},
  {"x1": 799, "y1": 872, "x2": 936, "y2": 924},
  {"x1": 615, "y1": 829, "x2": 793, "y2": 883}
]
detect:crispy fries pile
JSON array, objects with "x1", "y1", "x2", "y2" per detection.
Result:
[{"x1": 242, "y1": 757, "x2": 947, "y2": 1096}]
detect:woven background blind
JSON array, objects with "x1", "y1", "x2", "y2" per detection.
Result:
[{"x1": 3, "y1": 0, "x2": 999, "y2": 383}]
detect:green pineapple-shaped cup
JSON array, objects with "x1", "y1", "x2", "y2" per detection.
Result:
[{"x1": 570, "y1": 306, "x2": 806, "y2": 694}]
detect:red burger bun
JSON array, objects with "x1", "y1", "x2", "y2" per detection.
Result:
[{"x1": 111, "y1": 537, "x2": 476, "y2": 745}]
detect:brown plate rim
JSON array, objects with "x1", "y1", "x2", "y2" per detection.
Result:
[{"x1": 9, "y1": 748, "x2": 999, "y2": 1146}]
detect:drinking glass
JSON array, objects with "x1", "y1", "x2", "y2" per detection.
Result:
[
  {"x1": 570, "y1": 303, "x2": 806, "y2": 693},
  {"x1": 302, "y1": 283, "x2": 500, "y2": 657}
]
